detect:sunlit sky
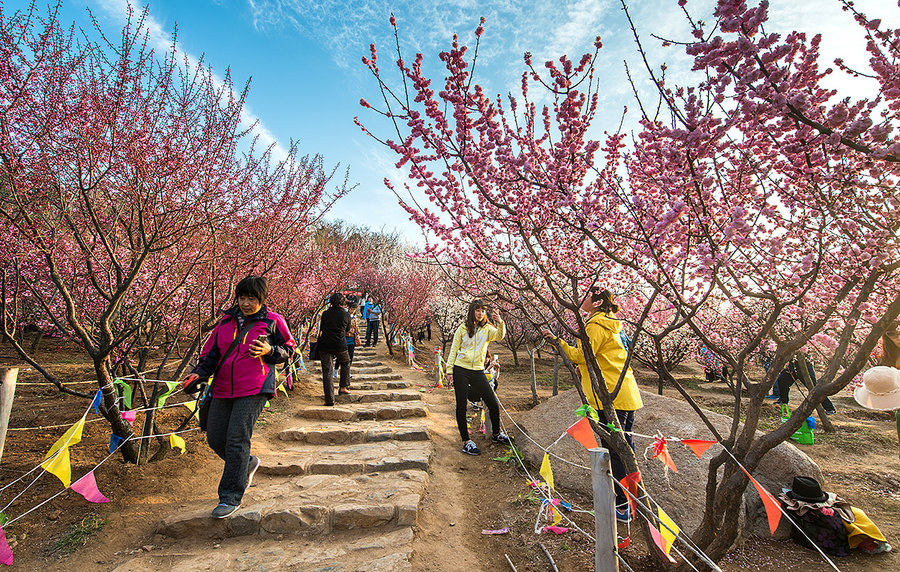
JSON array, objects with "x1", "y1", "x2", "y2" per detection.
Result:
[{"x1": 9, "y1": 0, "x2": 897, "y2": 242}]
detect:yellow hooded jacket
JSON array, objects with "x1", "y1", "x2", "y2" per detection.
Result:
[
  {"x1": 556, "y1": 312, "x2": 643, "y2": 412},
  {"x1": 446, "y1": 320, "x2": 505, "y2": 373}
]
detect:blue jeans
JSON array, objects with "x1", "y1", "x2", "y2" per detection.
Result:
[
  {"x1": 206, "y1": 393, "x2": 268, "y2": 506},
  {"x1": 597, "y1": 408, "x2": 636, "y2": 507}
]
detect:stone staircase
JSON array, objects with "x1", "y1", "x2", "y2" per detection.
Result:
[{"x1": 114, "y1": 346, "x2": 432, "y2": 571}]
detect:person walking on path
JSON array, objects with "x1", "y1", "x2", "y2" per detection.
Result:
[
  {"x1": 541, "y1": 287, "x2": 642, "y2": 522},
  {"x1": 181, "y1": 276, "x2": 295, "y2": 518},
  {"x1": 318, "y1": 292, "x2": 352, "y2": 405},
  {"x1": 364, "y1": 300, "x2": 382, "y2": 347},
  {"x1": 446, "y1": 299, "x2": 511, "y2": 455},
  {"x1": 346, "y1": 301, "x2": 361, "y2": 367}
]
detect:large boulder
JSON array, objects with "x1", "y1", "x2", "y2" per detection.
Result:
[{"x1": 511, "y1": 389, "x2": 822, "y2": 539}]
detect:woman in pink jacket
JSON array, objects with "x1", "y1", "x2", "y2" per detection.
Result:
[{"x1": 181, "y1": 276, "x2": 295, "y2": 518}]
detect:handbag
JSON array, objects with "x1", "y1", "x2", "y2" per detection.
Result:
[
  {"x1": 197, "y1": 318, "x2": 258, "y2": 431},
  {"x1": 309, "y1": 341, "x2": 319, "y2": 361}
]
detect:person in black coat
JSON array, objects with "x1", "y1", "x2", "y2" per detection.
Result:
[{"x1": 318, "y1": 292, "x2": 351, "y2": 405}]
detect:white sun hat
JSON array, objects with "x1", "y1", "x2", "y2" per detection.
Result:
[{"x1": 854, "y1": 366, "x2": 900, "y2": 411}]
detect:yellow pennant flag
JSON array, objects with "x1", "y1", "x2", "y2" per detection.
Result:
[
  {"x1": 658, "y1": 505, "x2": 681, "y2": 554},
  {"x1": 278, "y1": 383, "x2": 288, "y2": 397},
  {"x1": 46, "y1": 415, "x2": 86, "y2": 459},
  {"x1": 551, "y1": 504, "x2": 562, "y2": 525},
  {"x1": 41, "y1": 415, "x2": 87, "y2": 487},
  {"x1": 170, "y1": 434, "x2": 186, "y2": 455},
  {"x1": 539, "y1": 453, "x2": 555, "y2": 491},
  {"x1": 183, "y1": 400, "x2": 199, "y2": 419}
]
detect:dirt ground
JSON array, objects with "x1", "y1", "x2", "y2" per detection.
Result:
[{"x1": 1, "y1": 337, "x2": 898, "y2": 571}]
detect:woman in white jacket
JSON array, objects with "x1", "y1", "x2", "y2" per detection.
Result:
[{"x1": 446, "y1": 299, "x2": 511, "y2": 455}]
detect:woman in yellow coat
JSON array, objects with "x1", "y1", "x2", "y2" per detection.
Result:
[{"x1": 542, "y1": 287, "x2": 642, "y2": 521}]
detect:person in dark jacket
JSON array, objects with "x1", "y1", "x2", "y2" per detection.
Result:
[
  {"x1": 180, "y1": 276, "x2": 295, "y2": 519},
  {"x1": 319, "y1": 292, "x2": 352, "y2": 405},
  {"x1": 776, "y1": 353, "x2": 836, "y2": 415}
]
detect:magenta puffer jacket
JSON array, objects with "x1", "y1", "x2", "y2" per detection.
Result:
[{"x1": 193, "y1": 305, "x2": 295, "y2": 398}]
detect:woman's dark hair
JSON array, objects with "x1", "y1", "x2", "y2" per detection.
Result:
[
  {"x1": 329, "y1": 292, "x2": 346, "y2": 308},
  {"x1": 465, "y1": 298, "x2": 488, "y2": 337},
  {"x1": 235, "y1": 276, "x2": 268, "y2": 303},
  {"x1": 590, "y1": 287, "x2": 619, "y2": 314}
]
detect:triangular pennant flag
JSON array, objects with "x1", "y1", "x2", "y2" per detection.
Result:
[
  {"x1": 45, "y1": 415, "x2": 86, "y2": 460},
  {"x1": 619, "y1": 471, "x2": 642, "y2": 517},
  {"x1": 681, "y1": 439, "x2": 717, "y2": 458},
  {"x1": 70, "y1": 471, "x2": 110, "y2": 503},
  {"x1": 109, "y1": 434, "x2": 124, "y2": 454},
  {"x1": 566, "y1": 417, "x2": 599, "y2": 449},
  {"x1": 539, "y1": 453, "x2": 555, "y2": 491},
  {"x1": 651, "y1": 435, "x2": 678, "y2": 473},
  {"x1": 551, "y1": 504, "x2": 562, "y2": 525},
  {"x1": 40, "y1": 446, "x2": 72, "y2": 487},
  {"x1": 264, "y1": 401, "x2": 270, "y2": 408},
  {"x1": 170, "y1": 434, "x2": 186, "y2": 455},
  {"x1": 739, "y1": 466, "x2": 782, "y2": 534},
  {"x1": 0, "y1": 526, "x2": 13, "y2": 565},
  {"x1": 113, "y1": 379, "x2": 133, "y2": 409},
  {"x1": 278, "y1": 383, "x2": 288, "y2": 397},
  {"x1": 647, "y1": 521, "x2": 678, "y2": 564},
  {"x1": 574, "y1": 404, "x2": 600, "y2": 422},
  {"x1": 92, "y1": 391, "x2": 102, "y2": 414},
  {"x1": 120, "y1": 409, "x2": 136, "y2": 422},
  {"x1": 658, "y1": 505, "x2": 680, "y2": 555},
  {"x1": 156, "y1": 382, "x2": 178, "y2": 409}
]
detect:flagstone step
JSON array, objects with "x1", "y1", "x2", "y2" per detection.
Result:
[
  {"x1": 155, "y1": 470, "x2": 428, "y2": 540},
  {"x1": 352, "y1": 380, "x2": 413, "y2": 390},
  {"x1": 276, "y1": 420, "x2": 429, "y2": 445},
  {"x1": 347, "y1": 373, "x2": 403, "y2": 382},
  {"x1": 317, "y1": 366, "x2": 393, "y2": 375},
  {"x1": 334, "y1": 390, "x2": 422, "y2": 404},
  {"x1": 310, "y1": 360, "x2": 385, "y2": 369},
  {"x1": 252, "y1": 440, "x2": 433, "y2": 477},
  {"x1": 298, "y1": 402, "x2": 427, "y2": 422},
  {"x1": 113, "y1": 527, "x2": 415, "y2": 572}
]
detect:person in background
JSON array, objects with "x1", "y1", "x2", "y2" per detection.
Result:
[
  {"x1": 446, "y1": 299, "x2": 511, "y2": 455},
  {"x1": 181, "y1": 276, "x2": 295, "y2": 519},
  {"x1": 318, "y1": 293, "x2": 351, "y2": 404},
  {"x1": 542, "y1": 287, "x2": 642, "y2": 523},
  {"x1": 346, "y1": 301, "x2": 361, "y2": 368},
  {"x1": 775, "y1": 353, "x2": 836, "y2": 415},
  {"x1": 365, "y1": 300, "x2": 382, "y2": 347}
]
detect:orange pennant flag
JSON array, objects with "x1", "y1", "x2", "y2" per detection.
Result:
[
  {"x1": 647, "y1": 521, "x2": 677, "y2": 564},
  {"x1": 619, "y1": 471, "x2": 642, "y2": 517},
  {"x1": 680, "y1": 439, "x2": 717, "y2": 458},
  {"x1": 652, "y1": 436, "x2": 678, "y2": 473},
  {"x1": 566, "y1": 417, "x2": 599, "y2": 450},
  {"x1": 739, "y1": 466, "x2": 782, "y2": 534}
]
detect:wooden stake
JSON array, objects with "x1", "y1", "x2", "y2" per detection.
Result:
[{"x1": 0, "y1": 367, "x2": 18, "y2": 465}]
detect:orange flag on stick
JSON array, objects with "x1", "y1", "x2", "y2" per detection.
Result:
[
  {"x1": 651, "y1": 435, "x2": 678, "y2": 473},
  {"x1": 739, "y1": 466, "x2": 782, "y2": 534},
  {"x1": 619, "y1": 471, "x2": 642, "y2": 517},
  {"x1": 680, "y1": 439, "x2": 717, "y2": 459},
  {"x1": 566, "y1": 417, "x2": 599, "y2": 449}
]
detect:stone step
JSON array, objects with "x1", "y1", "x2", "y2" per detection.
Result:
[
  {"x1": 113, "y1": 527, "x2": 415, "y2": 571},
  {"x1": 276, "y1": 420, "x2": 429, "y2": 445},
  {"x1": 353, "y1": 380, "x2": 413, "y2": 390},
  {"x1": 254, "y1": 441, "x2": 433, "y2": 477},
  {"x1": 335, "y1": 390, "x2": 422, "y2": 404},
  {"x1": 155, "y1": 470, "x2": 427, "y2": 540},
  {"x1": 298, "y1": 402, "x2": 427, "y2": 422},
  {"x1": 315, "y1": 365, "x2": 393, "y2": 375},
  {"x1": 348, "y1": 373, "x2": 403, "y2": 382}
]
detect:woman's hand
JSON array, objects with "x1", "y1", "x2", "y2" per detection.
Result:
[
  {"x1": 490, "y1": 308, "x2": 501, "y2": 322},
  {"x1": 181, "y1": 373, "x2": 199, "y2": 390},
  {"x1": 249, "y1": 338, "x2": 272, "y2": 358},
  {"x1": 446, "y1": 373, "x2": 453, "y2": 385}
]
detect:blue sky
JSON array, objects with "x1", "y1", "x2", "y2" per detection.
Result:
[{"x1": 9, "y1": 0, "x2": 897, "y2": 242}]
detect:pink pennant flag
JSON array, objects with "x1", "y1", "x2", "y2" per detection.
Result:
[
  {"x1": 566, "y1": 417, "x2": 599, "y2": 449},
  {"x1": 0, "y1": 527, "x2": 12, "y2": 565},
  {"x1": 70, "y1": 471, "x2": 110, "y2": 503},
  {"x1": 680, "y1": 439, "x2": 717, "y2": 458},
  {"x1": 647, "y1": 522, "x2": 677, "y2": 564},
  {"x1": 120, "y1": 410, "x2": 137, "y2": 422},
  {"x1": 542, "y1": 525, "x2": 570, "y2": 534},
  {"x1": 738, "y1": 466, "x2": 782, "y2": 534}
]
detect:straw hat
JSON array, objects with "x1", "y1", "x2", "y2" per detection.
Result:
[{"x1": 854, "y1": 366, "x2": 900, "y2": 411}]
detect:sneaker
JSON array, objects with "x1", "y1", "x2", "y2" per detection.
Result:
[
  {"x1": 462, "y1": 440, "x2": 481, "y2": 455},
  {"x1": 615, "y1": 504, "x2": 632, "y2": 523},
  {"x1": 211, "y1": 503, "x2": 240, "y2": 519},
  {"x1": 491, "y1": 432, "x2": 512, "y2": 445},
  {"x1": 764, "y1": 394, "x2": 779, "y2": 400},
  {"x1": 246, "y1": 455, "x2": 260, "y2": 489},
  {"x1": 824, "y1": 407, "x2": 836, "y2": 415}
]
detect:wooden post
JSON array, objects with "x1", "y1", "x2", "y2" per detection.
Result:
[
  {"x1": 552, "y1": 354, "x2": 560, "y2": 396},
  {"x1": 590, "y1": 448, "x2": 618, "y2": 572},
  {"x1": 0, "y1": 368, "x2": 18, "y2": 466}
]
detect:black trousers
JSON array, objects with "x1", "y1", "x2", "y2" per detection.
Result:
[
  {"x1": 597, "y1": 408, "x2": 636, "y2": 507},
  {"x1": 206, "y1": 393, "x2": 268, "y2": 506},
  {"x1": 453, "y1": 366, "x2": 500, "y2": 441},
  {"x1": 320, "y1": 349, "x2": 350, "y2": 403}
]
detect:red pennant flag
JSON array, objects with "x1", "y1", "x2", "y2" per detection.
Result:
[
  {"x1": 647, "y1": 521, "x2": 677, "y2": 564},
  {"x1": 738, "y1": 466, "x2": 782, "y2": 534},
  {"x1": 566, "y1": 417, "x2": 599, "y2": 449},
  {"x1": 70, "y1": 471, "x2": 110, "y2": 503},
  {"x1": 0, "y1": 527, "x2": 12, "y2": 565},
  {"x1": 617, "y1": 537, "x2": 632, "y2": 550},
  {"x1": 651, "y1": 436, "x2": 678, "y2": 473},
  {"x1": 619, "y1": 471, "x2": 642, "y2": 516},
  {"x1": 680, "y1": 439, "x2": 717, "y2": 459}
]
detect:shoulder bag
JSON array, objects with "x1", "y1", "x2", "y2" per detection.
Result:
[{"x1": 197, "y1": 318, "x2": 258, "y2": 431}]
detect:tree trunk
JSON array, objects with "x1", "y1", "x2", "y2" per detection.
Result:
[
  {"x1": 552, "y1": 354, "x2": 559, "y2": 396},
  {"x1": 95, "y1": 363, "x2": 139, "y2": 463},
  {"x1": 795, "y1": 354, "x2": 834, "y2": 432},
  {"x1": 511, "y1": 347, "x2": 519, "y2": 367},
  {"x1": 529, "y1": 349, "x2": 538, "y2": 406}
]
